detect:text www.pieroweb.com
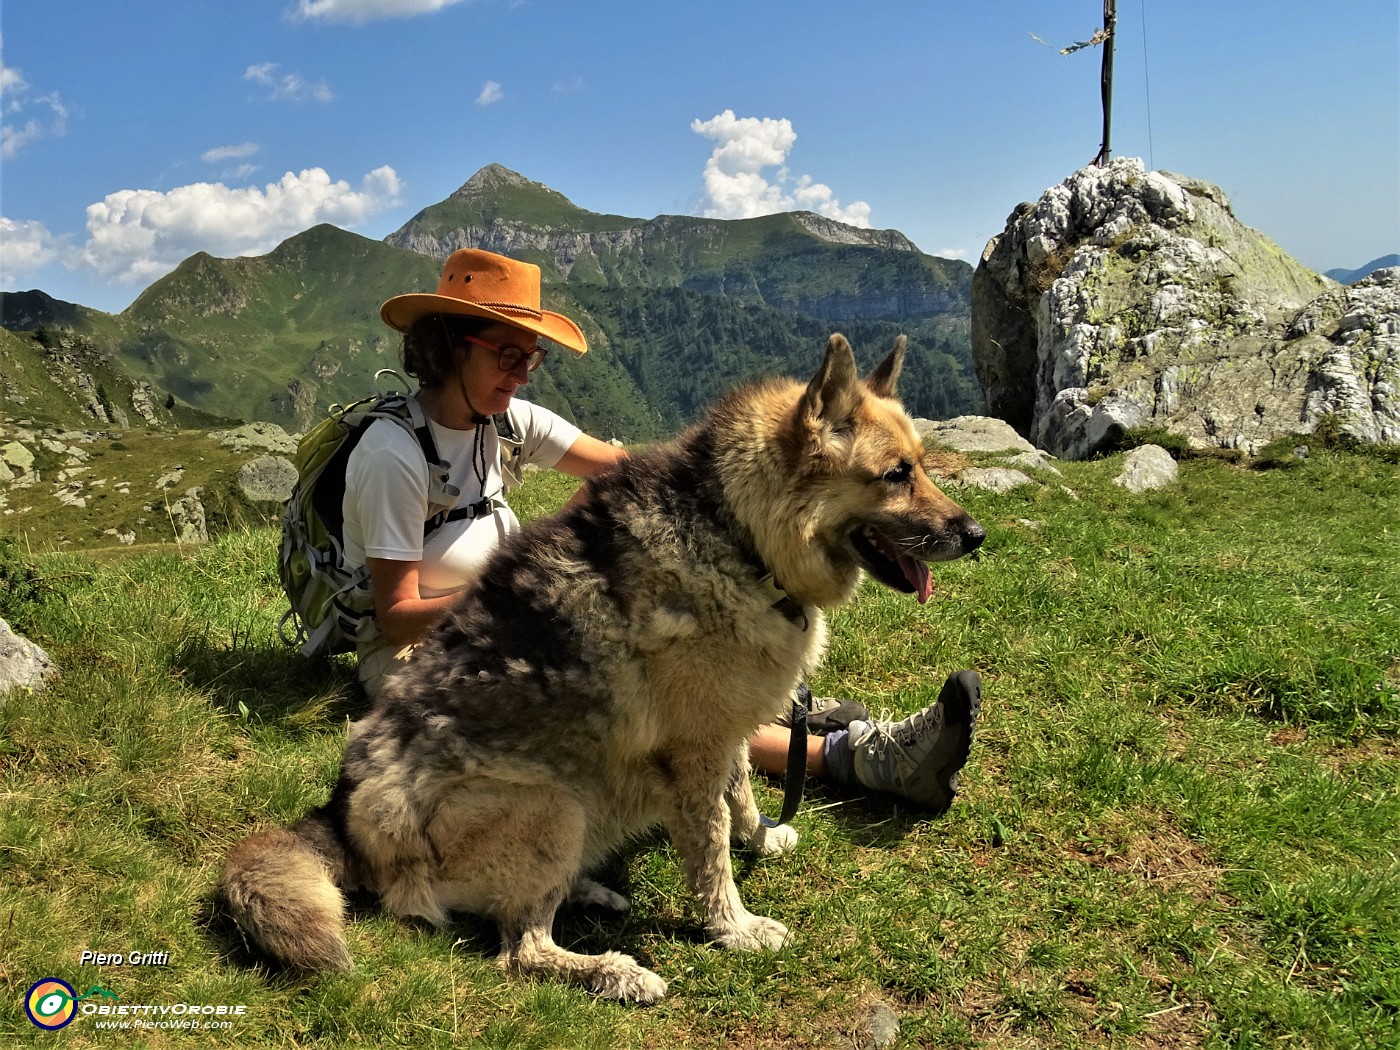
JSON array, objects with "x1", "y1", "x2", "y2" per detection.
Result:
[{"x1": 86, "y1": 1003, "x2": 246, "y2": 1031}]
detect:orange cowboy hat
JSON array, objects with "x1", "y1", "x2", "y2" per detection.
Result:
[{"x1": 380, "y1": 248, "x2": 587, "y2": 354}]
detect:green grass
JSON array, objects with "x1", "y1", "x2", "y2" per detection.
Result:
[
  {"x1": 1, "y1": 447, "x2": 1396, "y2": 1047},
  {"x1": 0, "y1": 427, "x2": 286, "y2": 550}
]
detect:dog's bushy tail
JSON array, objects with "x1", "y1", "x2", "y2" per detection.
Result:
[{"x1": 221, "y1": 810, "x2": 353, "y2": 973}]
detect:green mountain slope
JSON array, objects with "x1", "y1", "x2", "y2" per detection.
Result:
[
  {"x1": 116, "y1": 225, "x2": 439, "y2": 430},
  {"x1": 388, "y1": 165, "x2": 969, "y2": 321},
  {"x1": 1, "y1": 166, "x2": 980, "y2": 439},
  {"x1": 562, "y1": 284, "x2": 976, "y2": 434},
  {"x1": 0, "y1": 313, "x2": 224, "y2": 431}
]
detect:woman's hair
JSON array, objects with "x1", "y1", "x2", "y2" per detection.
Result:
[{"x1": 401, "y1": 314, "x2": 491, "y2": 389}]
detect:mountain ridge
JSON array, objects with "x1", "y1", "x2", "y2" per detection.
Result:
[
  {"x1": 383, "y1": 165, "x2": 957, "y2": 321},
  {"x1": 1, "y1": 166, "x2": 979, "y2": 437},
  {"x1": 1325, "y1": 254, "x2": 1400, "y2": 286}
]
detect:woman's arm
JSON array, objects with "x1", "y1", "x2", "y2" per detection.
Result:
[
  {"x1": 367, "y1": 556, "x2": 460, "y2": 645},
  {"x1": 369, "y1": 434, "x2": 627, "y2": 645},
  {"x1": 553, "y1": 432, "x2": 629, "y2": 478}
]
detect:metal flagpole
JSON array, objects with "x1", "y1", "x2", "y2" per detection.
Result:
[{"x1": 1094, "y1": 0, "x2": 1117, "y2": 166}]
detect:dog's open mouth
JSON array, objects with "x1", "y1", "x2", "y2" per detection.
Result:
[{"x1": 850, "y1": 525, "x2": 933, "y2": 604}]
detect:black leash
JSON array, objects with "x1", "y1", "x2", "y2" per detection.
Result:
[{"x1": 762, "y1": 682, "x2": 811, "y2": 829}]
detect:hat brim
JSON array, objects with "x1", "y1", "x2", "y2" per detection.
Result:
[{"x1": 379, "y1": 293, "x2": 588, "y2": 355}]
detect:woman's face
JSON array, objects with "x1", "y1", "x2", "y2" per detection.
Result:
[{"x1": 455, "y1": 321, "x2": 541, "y2": 417}]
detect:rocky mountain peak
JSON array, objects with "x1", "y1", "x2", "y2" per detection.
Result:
[{"x1": 450, "y1": 163, "x2": 575, "y2": 206}]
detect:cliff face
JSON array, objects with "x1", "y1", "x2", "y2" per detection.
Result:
[{"x1": 972, "y1": 158, "x2": 1396, "y2": 458}]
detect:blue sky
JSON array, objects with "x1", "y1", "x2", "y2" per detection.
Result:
[{"x1": 2, "y1": 0, "x2": 1397, "y2": 314}]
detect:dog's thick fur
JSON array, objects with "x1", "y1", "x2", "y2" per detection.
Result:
[{"x1": 222, "y1": 334, "x2": 984, "y2": 1002}]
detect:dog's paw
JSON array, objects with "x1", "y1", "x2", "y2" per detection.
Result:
[
  {"x1": 711, "y1": 912, "x2": 790, "y2": 952},
  {"x1": 746, "y1": 822, "x2": 798, "y2": 856},
  {"x1": 589, "y1": 952, "x2": 668, "y2": 1004},
  {"x1": 569, "y1": 877, "x2": 630, "y2": 912}
]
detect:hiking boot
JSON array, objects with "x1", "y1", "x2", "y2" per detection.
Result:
[
  {"x1": 806, "y1": 696, "x2": 869, "y2": 734},
  {"x1": 774, "y1": 682, "x2": 869, "y2": 733},
  {"x1": 848, "y1": 670, "x2": 980, "y2": 812}
]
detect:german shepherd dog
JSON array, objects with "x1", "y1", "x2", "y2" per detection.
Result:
[{"x1": 222, "y1": 334, "x2": 984, "y2": 1002}]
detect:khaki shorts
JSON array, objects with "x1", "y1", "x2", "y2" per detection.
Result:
[{"x1": 356, "y1": 628, "x2": 417, "y2": 700}]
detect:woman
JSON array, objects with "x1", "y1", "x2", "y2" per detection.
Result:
[
  {"x1": 346, "y1": 248, "x2": 979, "y2": 811},
  {"x1": 343, "y1": 248, "x2": 622, "y2": 691}
]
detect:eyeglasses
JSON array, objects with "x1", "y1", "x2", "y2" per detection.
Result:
[{"x1": 463, "y1": 334, "x2": 548, "y2": 373}]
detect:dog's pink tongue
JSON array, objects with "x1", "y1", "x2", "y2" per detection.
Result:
[{"x1": 899, "y1": 554, "x2": 933, "y2": 604}]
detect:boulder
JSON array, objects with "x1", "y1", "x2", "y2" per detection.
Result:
[
  {"x1": 0, "y1": 617, "x2": 54, "y2": 697},
  {"x1": 236, "y1": 455, "x2": 298, "y2": 503},
  {"x1": 1114, "y1": 444, "x2": 1179, "y2": 493},
  {"x1": 916, "y1": 415, "x2": 1036, "y2": 453},
  {"x1": 972, "y1": 158, "x2": 1395, "y2": 458}
]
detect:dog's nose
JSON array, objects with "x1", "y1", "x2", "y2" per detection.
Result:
[{"x1": 961, "y1": 518, "x2": 986, "y2": 553}]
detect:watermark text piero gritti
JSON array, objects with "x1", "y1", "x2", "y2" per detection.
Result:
[{"x1": 80, "y1": 950, "x2": 171, "y2": 966}]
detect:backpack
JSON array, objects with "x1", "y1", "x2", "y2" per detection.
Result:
[{"x1": 276, "y1": 370, "x2": 519, "y2": 657}]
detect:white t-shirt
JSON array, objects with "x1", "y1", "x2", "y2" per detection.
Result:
[{"x1": 342, "y1": 398, "x2": 581, "y2": 599}]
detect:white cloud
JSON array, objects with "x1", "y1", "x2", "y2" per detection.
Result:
[
  {"x1": 475, "y1": 80, "x2": 504, "y2": 107},
  {"x1": 202, "y1": 144, "x2": 262, "y2": 181},
  {"x1": 1, "y1": 47, "x2": 27, "y2": 98},
  {"x1": 292, "y1": 0, "x2": 467, "y2": 24},
  {"x1": 0, "y1": 37, "x2": 70, "y2": 159},
  {"x1": 77, "y1": 166, "x2": 403, "y2": 284},
  {"x1": 690, "y1": 110, "x2": 871, "y2": 228},
  {"x1": 0, "y1": 216, "x2": 63, "y2": 288},
  {"x1": 244, "y1": 63, "x2": 334, "y2": 103},
  {"x1": 201, "y1": 142, "x2": 261, "y2": 163},
  {"x1": 935, "y1": 247, "x2": 969, "y2": 261}
]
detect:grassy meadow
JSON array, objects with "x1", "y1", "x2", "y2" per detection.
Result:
[{"x1": 0, "y1": 441, "x2": 1397, "y2": 1048}]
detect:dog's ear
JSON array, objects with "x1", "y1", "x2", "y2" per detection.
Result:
[
  {"x1": 864, "y1": 335, "x2": 906, "y2": 399},
  {"x1": 800, "y1": 334, "x2": 860, "y2": 429}
]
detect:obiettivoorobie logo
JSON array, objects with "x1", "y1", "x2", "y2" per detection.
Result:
[{"x1": 24, "y1": 978, "x2": 119, "y2": 1030}]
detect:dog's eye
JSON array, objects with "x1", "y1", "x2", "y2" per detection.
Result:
[{"x1": 882, "y1": 460, "x2": 913, "y2": 485}]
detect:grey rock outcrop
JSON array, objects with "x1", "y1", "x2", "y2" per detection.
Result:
[
  {"x1": 211, "y1": 422, "x2": 298, "y2": 454},
  {"x1": 954, "y1": 466, "x2": 1037, "y2": 493},
  {"x1": 236, "y1": 455, "x2": 298, "y2": 503},
  {"x1": 154, "y1": 467, "x2": 185, "y2": 491},
  {"x1": 1288, "y1": 269, "x2": 1400, "y2": 445},
  {"x1": 130, "y1": 382, "x2": 162, "y2": 425},
  {"x1": 972, "y1": 158, "x2": 1394, "y2": 458},
  {"x1": 169, "y1": 487, "x2": 208, "y2": 544},
  {"x1": 1, "y1": 441, "x2": 36, "y2": 480},
  {"x1": 0, "y1": 617, "x2": 55, "y2": 697},
  {"x1": 1003, "y1": 449, "x2": 1062, "y2": 475}
]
